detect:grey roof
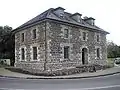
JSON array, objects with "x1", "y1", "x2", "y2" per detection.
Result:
[{"x1": 15, "y1": 7, "x2": 109, "y2": 34}]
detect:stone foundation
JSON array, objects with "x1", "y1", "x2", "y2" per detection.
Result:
[{"x1": 12, "y1": 64, "x2": 111, "y2": 76}]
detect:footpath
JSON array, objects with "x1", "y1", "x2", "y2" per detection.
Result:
[{"x1": 0, "y1": 65, "x2": 120, "y2": 79}]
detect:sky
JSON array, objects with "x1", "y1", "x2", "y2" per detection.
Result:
[{"x1": 0, "y1": 0, "x2": 120, "y2": 45}]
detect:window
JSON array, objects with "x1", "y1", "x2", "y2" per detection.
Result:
[
  {"x1": 33, "y1": 47, "x2": 37, "y2": 60},
  {"x1": 21, "y1": 48, "x2": 25, "y2": 60},
  {"x1": 59, "y1": 13, "x2": 64, "y2": 18},
  {"x1": 97, "y1": 35, "x2": 100, "y2": 42},
  {"x1": 21, "y1": 33, "x2": 24, "y2": 42},
  {"x1": 82, "y1": 32, "x2": 86, "y2": 40},
  {"x1": 64, "y1": 29, "x2": 69, "y2": 38},
  {"x1": 97, "y1": 48, "x2": 100, "y2": 58},
  {"x1": 64, "y1": 46, "x2": 69, "y2": 59},
  {"x1": 32, "y1": 29, "x2": 36, "y2": 39}
]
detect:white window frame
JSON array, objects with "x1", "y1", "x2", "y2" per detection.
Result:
[
  {"x1": 81, "y1": 31, "x2": 88, "y2": 41},
  {"x1": 60, "y1": 25, "x2": 71, "y2": 39},
  {"x1": 31, "y1": 27, "x2": 38, "y2": 40},
  {"x1": 32, "y1": 29, "x2": 37, "y2": 39},
  {"x1": 20, "y1": 46, "x2": 26, "y2": 61},
  {"x1": 64, "y1": 46, "x2": 70, "y2": 59},
  {"x1": 95, "y1": 46, "x2": 101, "y2": 59},
  {"x1": 64, "y1": 29, "x2": 69, "y2": 38},
  {"x1": 60, "y1": 43, "x2": 72, "y2": 61},
  {"x1": 95, "y1": 33, "x2": 101, "y2": 42},
  {"x1": 30, "y1": 44, "x2": 39, "y2": 61},
  {"x1": 21, "y1": 32, "x2": 25, "y2": 42}
]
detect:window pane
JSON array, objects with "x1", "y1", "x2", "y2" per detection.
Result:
[
  {"x1": 33, "y1": 29, "x2": 36, "y2": 39},
  {"x1": 33, "y1": 47, "x2": 37, "y2": 60},
  {"x1": 21, "y1": 33, "x2": 24, "y2": 42},
  {"x1": 64, "y1": 29, "x2": 69, "y2": 38},
  {"x1": 83, "y1": 32, "x2": 86, "y2": 40},
  {"x1": 64, "y1": 46, "x2": 69, "y2": 59},
  {"x1": 97, "y1": 35, "x2": 99, "y2": 42},
  {"x1": 97, "y1": 48, "x2": 100, "y2": 58},
  {"x1": 21, "y1": 48, "x2": 25, "y2": 60}
]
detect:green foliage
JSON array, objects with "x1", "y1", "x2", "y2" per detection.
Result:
[
  {"x1": 0, "y1": 25, "x2": 15, "y2": 66},
  {"x1": 107, "y1": 41, "x2": 120, "y2": 58}
]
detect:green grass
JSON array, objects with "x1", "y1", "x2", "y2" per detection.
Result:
[
  {"x1": 107, "y1": 58, "x2": 114, "y2": 66},
  {"x1": 0, "y1": 63, "x2": 11, "y2": 68}
]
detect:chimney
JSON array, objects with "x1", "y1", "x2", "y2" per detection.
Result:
[
  {"x1": 71, "y1": 13, "x2": 82, "y2": 22},
  {"x1": 84, "y1": 16, "x2": 95, "y2": 26},
  {"x1": 54, "y1": 7, "x2": 65, "y2": 17}
]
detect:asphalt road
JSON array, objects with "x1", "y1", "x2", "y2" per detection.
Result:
[{"x1": 0, "y1": 73, "x2": 120, "y2": 90}]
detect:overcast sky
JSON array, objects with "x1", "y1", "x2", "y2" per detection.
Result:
[{"x1": 0, "y1": 0, "x2": 120, "y2": 45}]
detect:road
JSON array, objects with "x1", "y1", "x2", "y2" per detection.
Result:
[{"x1": 0, "y1": 73, "x2": 120, "y2": 90}]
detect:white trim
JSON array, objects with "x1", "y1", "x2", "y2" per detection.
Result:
[
  {"x1": 30, "y1": 44, "x2": 39, "y2": 61},
  {"x1": 95, "y1": 46, "x2": 102, "y2": 59},
  {"x1": 31, "y1": 26, "x2": 38, "y2": 40},
  {"x1": 20, "y1": 32, "x2": 25, "y2": 43},
  {"x1": 19, "y1": 46, "x2": 26, "y2": 61},
  {"x1": 81, "y1": 30, "x2": 88, "y2": 41},
  {"x1": 60, "y1": 43, "x2": 73, "y2": 61},
  {"x1": 95, "y1": 32, "x2": 101, "y2": 42},
  {"x1": 15, "y1": 48, "x2": 17, "y2": 63},
  {"x1": 60, "y1": 25, "x2": 71, "y2": 39}
]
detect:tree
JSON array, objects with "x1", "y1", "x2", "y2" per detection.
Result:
[
  {"x1": 107, "y1": 40, "x2": 120, "y2": 58},
  {"x1": 0, "y1": 26, "x2": 15, "y2": 66}
]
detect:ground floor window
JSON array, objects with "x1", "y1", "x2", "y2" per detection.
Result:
[
  {"x1": 64, "y1": 46, "x2": 69, "y2": 59},
  {"x1": 97, "y1": 48, "x2": 100, "y2": 58},
  {"x1": 33, "y1": 47, "x2": 37, "y2": 60},
  {"x1": 21, "y1": 48, "x2": 25, "y2": 60}
]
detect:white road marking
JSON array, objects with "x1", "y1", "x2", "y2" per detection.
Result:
[
  {"x1": 81, "y1": 84, "x2": 120, "y2": 90},
  {"x1": 0, "y1": 88, "x2": 25, "y2": 90},
  {"x1": 0, "y1": 85, "x2": 120, "y2": 90}
]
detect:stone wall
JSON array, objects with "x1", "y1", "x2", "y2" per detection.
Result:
[
  {"x1": 15, "y1": 22, "x2": 46, "y2": 71},
  {"x1": 15, "y1": 20, "x2": 107, "y2": 72},
  {"x1": 46, "y1": 21, "x2": 107, "y2": 71}
]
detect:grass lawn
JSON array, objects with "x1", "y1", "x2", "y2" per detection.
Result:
[
  {"x1": 107, "y1": 58, "x2": 114, "y2": 66},
  {"x1": 0, "y1": 64, "x2": 11, "y2": 68}
]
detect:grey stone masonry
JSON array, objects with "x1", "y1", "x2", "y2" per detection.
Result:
[
  {"x1": 45, "y1": 21, "x2": 107, "y2": 71},
  {"x1": 15, "y1": 22, "x2": 46, "y2": 71},
  {"x1": 14, "y1": 7, "x2": 109, "y2": 73}
]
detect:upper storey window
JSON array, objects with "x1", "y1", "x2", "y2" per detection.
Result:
[
  {"x1": 64, "y1": 29, "x2": 69, "y2": 38},
  {"x1": 21, "y1": 33, "x2": 24, "y2": 42},
  {"x1": 82, "y1": 32, "x2": 86, "y2": 41},
  {"x1": 95, "y1": 33, "x2": 100, "y2": 42},
  {"x1": 32, "y1": 29, "x2": 36, "y2": 39},
  {"x1": 97, "y1": 34, "x2": 100, "y2": 42}
]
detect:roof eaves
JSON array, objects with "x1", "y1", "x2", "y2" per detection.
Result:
[{"x1": 46, "y1": 18, "x2": 109, "y2": 34}]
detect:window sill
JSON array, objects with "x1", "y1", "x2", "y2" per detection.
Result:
[
  {"x1": 60, "y1": 58, "x2": 70, "y2": 62},
  {"x1": 20, "y1": 60, "x2": 26, "y2": 62},
  {"x1": 82, "y1": 39, "x2": 87, "y2": 41},
  {"x1": 96, "y1": 57, "x2": 101, "y2": 60}
]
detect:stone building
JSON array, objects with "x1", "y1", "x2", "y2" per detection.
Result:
[{"x1": 14, "y1": 7, "x2": 109, "y2": 72}]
